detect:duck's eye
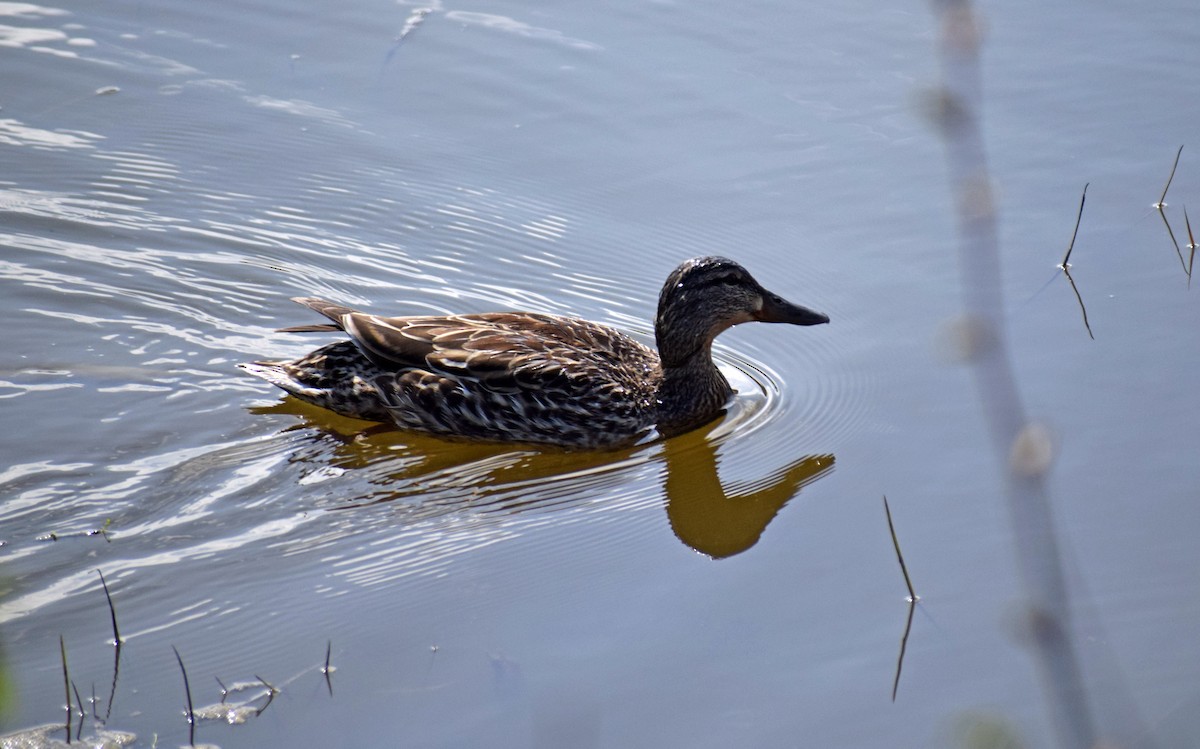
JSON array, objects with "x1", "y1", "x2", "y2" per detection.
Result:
[{"x1": 717, "y1": 275, "x2": 741, "y2": 286}]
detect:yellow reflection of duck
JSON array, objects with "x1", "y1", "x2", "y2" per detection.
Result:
[
  {"x1": 661, "y1": 426, "x2": 833, "y2": 558},
  {"x1": 253, "y1": 400, "x2": 833, "y2": 558}
]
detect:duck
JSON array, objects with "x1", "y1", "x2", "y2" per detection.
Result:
[{"x1": 239, "y1": 256, "x2": 829, "y2": 449}]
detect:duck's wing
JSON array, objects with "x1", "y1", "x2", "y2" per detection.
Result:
[
  {"x1": 414, "y1": 313, "x2": 650, "y2": 395},
  {"x1": 286, "y1": 300, "x2": 656, "y2": 396},
  {"x1": 364, "y1": 312, "x2": 656, "y2": 396}
]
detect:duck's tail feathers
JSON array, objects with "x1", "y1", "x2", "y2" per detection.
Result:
[
  {"x1": 288, "y1": 297, "x2": 358, "y2": 329},
  {"x1": 277, "y1": 323, "x2": 341, "y2": 333}
]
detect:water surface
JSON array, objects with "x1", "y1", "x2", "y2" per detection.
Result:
[{"x1": 1, "y1": 1, "x2": 1198, "y2": 747}]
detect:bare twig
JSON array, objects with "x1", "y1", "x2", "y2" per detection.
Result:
[
  {"x1": 60, "y1": 636, "x2": 72, "y2": 745},
  {"x1": 96, "y1": 570, "x2": 121, "y2": 647},
  {"x1": 1061, "y1": 183, "x2": 1088, "y2": 268},
  {"x1": 323, "y1": 640, "x2": 334, "y2": 697},
  {"x1": 883, "y1": 496, "x2": 919, "y2": 702},
  {"x1": 883, "y1": 496, "x2": 918, "y2": 602},
  {"x1": 71, "y1": 680, "x2": 84, "y2": 740},
  {"x1": 97, "y1": 569, "x2": 122, "y2": 721},
  {"x1": 215, "y1": 676, "x2": 229, "y2": 703},
  {"x1": 172, "y1": 646, "x2": 196, "y2": 746},
  {"x1": 254, "y1": 675, "x2": 279, "y2": 716},
  {"x1": 1156, "y1": 145, "x2": 1184, "y2": 208}
]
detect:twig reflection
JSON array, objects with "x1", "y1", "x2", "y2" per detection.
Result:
[
  {"x1": 1185, "y1": 205, "x2": 1196, "y2": 286},
  {"x1": 892, "y1": 599, "x2": 916, "y2": 702},
  {"x1": 1061, "y1": 266, "x2": 1094, "y2": 340},
  {"x1": 1156, "y1": 206, "x2": 1189, "y2": 276}
]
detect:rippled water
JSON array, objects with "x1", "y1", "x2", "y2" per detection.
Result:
[{"x1": 2, "y1": 0, "x2": 1198, "y2": 747}]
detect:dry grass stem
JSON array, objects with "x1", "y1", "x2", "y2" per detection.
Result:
[
  {"x1": 1061, "y1": 183, "x2": 1088, "y2": 268},
  {"x1": 172, "y1": 646, "x2": 196, "y2": 746},
  {"x1": 1156, "y1": 144, "x2": 1184, "y2": 207},
  {"x1": 883, "y1": 496, "x2": 918, "y2": 602},
  {"x1": 60, "y1": 635, "x2": 72, "y2": 745}
]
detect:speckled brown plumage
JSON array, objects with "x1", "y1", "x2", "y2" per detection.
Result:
[{"x1": 240, "y1": 257, "x2": 829, "y2": 449}]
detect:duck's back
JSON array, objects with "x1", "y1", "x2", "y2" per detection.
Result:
[{"x1": 243, "y1": 307, "x2": 663, "y2": 448}]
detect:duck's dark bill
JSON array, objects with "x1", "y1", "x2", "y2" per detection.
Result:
[{"x1": 756, "y1": 291, "x2": 830, "y2": 326}]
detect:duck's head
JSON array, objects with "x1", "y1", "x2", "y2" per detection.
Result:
[{"x1": 655, "y1": 256, "x2": 829, "y2": 368}]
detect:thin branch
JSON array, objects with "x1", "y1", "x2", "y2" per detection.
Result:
[
  {"x1": 323, "y1": 640, "x2": 334, "y2": 697},
  {"x1": 883, "y1": 496, "x2": 918, "y2": 602},
  {"x1": 96, "y1": 570, "x2": 121, "y2": 647},
  {"x1": 1061, "y1": 183, "x2": 1088, "y2": 268},
  {"x1": 71, "y1": 680, "x2": 84, "y2": 740},
  {"x1": 60, "y1": 636, "x2": 72, "y2": 745},
  {"x1": 1156, "y1": 144, "x2": 1184, "y2": 208},
  {"x1": 172, "y1": 646, "x2": 195, "y2": 747},
  {"x1": 253, "y1": 675, "x2": 278, "y2": 716},
  {"x1": 97, "y1": 569, "x2": 123, "y2": 721}
]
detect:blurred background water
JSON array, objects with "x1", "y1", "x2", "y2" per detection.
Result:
[{"x1": 0, "y1": 0, "x2": 1197, "y2": 746}]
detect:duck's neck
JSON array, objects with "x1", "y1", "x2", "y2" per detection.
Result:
[{"x1": 656, "y1": 347, "x2": 732, "y2": 437}]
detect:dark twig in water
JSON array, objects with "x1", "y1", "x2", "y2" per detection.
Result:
[
  {"x1": 323, "y1": 640, "x2": 334, "y2": 697},
  {"x1": 60, "y1": 636, "x2": 72, "y2": 745},
  {"x1": 883, "y1": 496, "x2": 919, "y2": 701},
  {"x1": 71, "y1": 680, "x2": 85, "y2": 740},
  {"x1": 1061, "y1": 183, "x2": 1088, "y2": 268},
  {"x1": 254, "y1": 675, "x2": 278, "y2": 716},
  {"x1": 172, "y1": 646, "x2": 196, "y2": 746},
  {"x1": 1156, "y1": 145, "x2": 1184, "y2": 208},
  {"x1": 1156, "y1": 206, "x2": 1189, "y2": 274},
  {"x1": 1185, "y1": 205, "x2": 1197, "y2": 285},
  {"x1": 96, "y1": 569, "x2": 121, "y2": 647},
  {"x1": 1062, "y1": 266, "x2": 1094, "y2": 340},
  {"x1": 97, "y1": 570, "x2": 123, "y2": 721},
  {"x1": 215, "y1": 676, "x2": 229, "y2": 704},
  {"x1": 883, "y1": 496, "x2": 918, "y2": 602},
  {"x1": 892, "y1": 599, "x2": 916, "y2": 702}
]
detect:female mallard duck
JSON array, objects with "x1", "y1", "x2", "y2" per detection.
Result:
[{"x1": 240, "y1": 256, "x2": 828, "y2": 449}]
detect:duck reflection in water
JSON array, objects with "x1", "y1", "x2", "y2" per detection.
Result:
[{"x1": 253, "y1": 400, "x2": 834, "y2": 559}]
